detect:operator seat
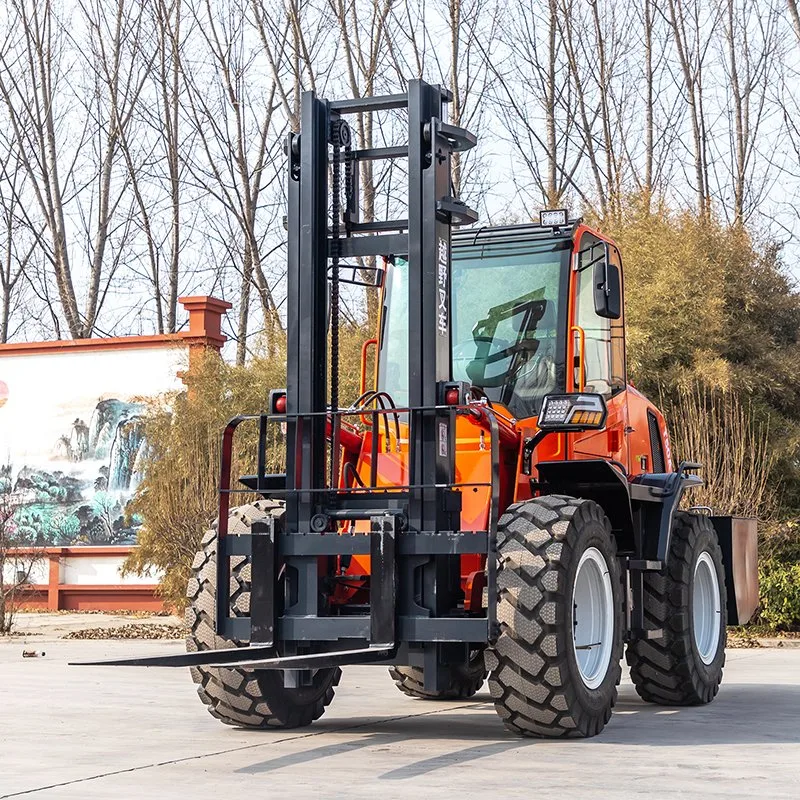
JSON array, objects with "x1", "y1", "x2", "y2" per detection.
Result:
[{"x1": 511, "y1": 300, "x2": 557, "y2": 418}]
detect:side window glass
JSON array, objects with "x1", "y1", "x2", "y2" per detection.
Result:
[
  {"x1": 608, "y1": 246, "x2": 626, "y2": 392},
  {"x1": 575, "y1": 235, "x2": 613, "y2": 396}
]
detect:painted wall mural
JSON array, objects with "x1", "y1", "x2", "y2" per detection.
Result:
[{"x1": 0, "y1": 346, "x2": 186, "y2": 546}]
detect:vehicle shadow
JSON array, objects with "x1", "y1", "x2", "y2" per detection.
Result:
[{"x1": 235, "y1": 683, "x2": 800, "y2": 778}]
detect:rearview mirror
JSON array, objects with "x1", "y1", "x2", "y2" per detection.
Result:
[{"x1": 593, "y1": 244, "x2": 621, "y2": 319}]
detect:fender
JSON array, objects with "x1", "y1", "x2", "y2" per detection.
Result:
[
  {"x1": 536, "y1": 459, "x2": 703, "y2": 560},
  {"x1": 629, "y1": 462, "x2": 703, "y2": 561},
  {"x1": 536, "y1": 459, "x2": 634, "y2": 551}
]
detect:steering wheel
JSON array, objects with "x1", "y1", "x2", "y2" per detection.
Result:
[
  {"x1": 452, "y1": 339, "x2": 480, "y2": 362},
  {"x1": 453, "y1": 336, "x2": 516, "y2": 363},
  {"x1": 510, "y1": 347, "x2": 557, "y2": 417}
]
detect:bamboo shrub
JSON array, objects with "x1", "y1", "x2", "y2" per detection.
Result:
[
  {"x1": 662, "y1": 384, "x2": 776, "y2": 519},
  {"x1": 123, "y1": 347, "x2": 287, "y2": 608},
  {"x1": 124, "y1": 325, "x2": 372, "y2": 609}
]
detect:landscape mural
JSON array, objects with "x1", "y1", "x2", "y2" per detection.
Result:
[{"x1": 0, "y1": 346, "x2": 185, "y2": 546}]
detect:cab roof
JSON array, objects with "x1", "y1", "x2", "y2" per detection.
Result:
[{"x1": 451, "y1": 219, "x2": 582, "y2": 249}]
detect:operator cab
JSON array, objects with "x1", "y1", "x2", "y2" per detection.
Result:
[{"x1": 378, "y1": 221, "x2": 621, "y2": 422}]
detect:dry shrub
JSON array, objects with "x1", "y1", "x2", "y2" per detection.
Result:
[
  {"x1": 662, "y1": 384, "x2": 776, "y2": 519},
  {"x1": 125, "y1": 324, "x2": 372, "y2": 609},
  {"x1": 596, "y1": 194, "x2": 800, "y2": 514},
  {"x1": 0, "y1": 471, "x2": 44, "y2": 633}
]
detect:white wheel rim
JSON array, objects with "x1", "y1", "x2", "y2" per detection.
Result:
[
  {"x1": 693, "y1": 551, "x2": 722, "y2": 665},
  {"x1": 572, "y1": 547, "x2": 614, "y2": 689}
]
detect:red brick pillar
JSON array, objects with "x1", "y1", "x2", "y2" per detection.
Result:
[
  {"x1": 178, "y1": 296, "x2": 232, "y2": 374},
  {"x1": 47, "y1": 554, "x2": 60, "y2": 611}
]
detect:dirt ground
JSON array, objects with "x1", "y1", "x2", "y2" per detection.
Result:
[{"x1": 4, "y1": 610, "x2": 186, "y2": 640}]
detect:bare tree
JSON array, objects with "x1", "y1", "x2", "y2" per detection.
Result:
[
  {"x1": 442, "y1": 0, "x2": 498, "y2": 200},
  {"x1": 0, "y1": 0, "x2": 86, "y2": 337},
  {"x1": 788, "y1": 0, "x2": 800, "y2": 43},
  {"x1": 633, "y1": 0, "x2": 686, "y2": 207},
  {"x1": 117, "y1": 0, "x2": 190, "y2": 333},
  {"x1": 397, "y1": 0, "x2": 497, "y2": 206},
  {"x1": 251, "y1": 0, "x2": 328, "y2": 133},
  {"x1": 182, "y1": 0, "x2": 285, "y2": 364},
  {"x1": 663, "y1": 0, "x2": 720, "y2": 217},
  {"x1": 556, "y1": 0, "x2": 610, "y2": 217},
  {"x1": 0, "y1": 149, "x2": 38, "y2": 342},
  {"x1": 0, "y1": 0, "x2": 146, "y2": 338},
  {"x1": 716, "y1": 0, "x2": 778, "y2": 227},
  {"x1": 0, "y1": 0, "x2": 795, "y2": 345},
  {"x1": 329, "y1": 0, "x2": 394, "y2": 232},
  {"x1": 76, "y1": 0, "x2": 155, "y2": 334},
  {"x1": 643, "y1": 0, "x2": 657, "y2": 202},
  {"x1": 489, "y1": 0, "x2": 586, "y2": 214},
  {"x1": 0, "y1": 468, "x2": 43, "y2": 634}
]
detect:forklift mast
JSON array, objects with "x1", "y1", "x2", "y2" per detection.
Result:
[
  {"x1": 284, "y1": 80, "x2": 476, "y2": 539},
  {"x1": 172, "y1": 78, "x2": 498, "y2": 682}
]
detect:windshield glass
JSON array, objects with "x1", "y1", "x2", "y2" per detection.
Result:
[{"x1": 378, "y1": 237, "x2": 571, "y2": 418}]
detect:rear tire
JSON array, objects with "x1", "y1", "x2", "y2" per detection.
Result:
[
  {"x1": 627, "y1": 511, "x2": 727, "y2": 705},
  {"x1": 486, "y1": 495, "x2": 623, "y2": 738},
  {"x1": 389, "y1": 651, "x2": 487, "y2": 700},
  {"x1": 186, "y1": 501, "x2": 341, "y2": 728}
]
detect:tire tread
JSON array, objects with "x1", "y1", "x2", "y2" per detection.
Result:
[
  {"x1": 626, "y1": 512, "x2": 727, "y2": 706},
  {"x1": 187, "y1": 500, "x2": 340, "y2": 728},
  {"x1": 487, "y1": 496, "x2": 623, "y2": 738}
]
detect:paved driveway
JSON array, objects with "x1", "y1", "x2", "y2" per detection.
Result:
[{"x1": 1, "y1": 640, "x2": 798, "y2": 799}]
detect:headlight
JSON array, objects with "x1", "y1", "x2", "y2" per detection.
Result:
[{"x1": 538, "y1": 393, "x2": 607, "y2": 431}]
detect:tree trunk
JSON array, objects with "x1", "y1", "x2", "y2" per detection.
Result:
[
  {"x1": 789, "y1": 0, "x2": 800, "y2": 43},
  {"x1": 644, "y1": 0, "x2": 654, "y2": 208},
  {"x1": 545, "y1": 0, "x2": 559, "y2": 206}
]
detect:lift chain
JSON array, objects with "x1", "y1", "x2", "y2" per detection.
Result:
[{"x1": 329, "y1": 117, "x2": 352, "y2": 486}]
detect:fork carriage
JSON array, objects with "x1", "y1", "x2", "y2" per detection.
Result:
[{"x1": 213, "y1": 402, "x2": 502, "y2": 686}]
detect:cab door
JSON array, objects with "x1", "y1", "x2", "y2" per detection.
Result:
[{"x1": 567, "y1": 232, "x2": 629, "y2": 471}]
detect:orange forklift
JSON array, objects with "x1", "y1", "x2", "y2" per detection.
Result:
[{"x1": 89, "y1": 80, "x2": 758, "y2": 738}]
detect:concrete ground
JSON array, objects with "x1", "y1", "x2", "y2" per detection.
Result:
[{"x1": 1, "y1": 637, "x2": 798, "y2": 799}]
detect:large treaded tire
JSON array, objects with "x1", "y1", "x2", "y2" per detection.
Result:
[
  {"x1": 485, "y1": 495, "x2": 623, "y2": 738},
  {"x1": 186, "y1": 500, "x2": 341, "y2": 729},
  {"x1": 626, "y1": 511, "x2": 727, "y2": 705},
  {"x1": 389, "y1": 651, "x2": 487, "y2": 700}
]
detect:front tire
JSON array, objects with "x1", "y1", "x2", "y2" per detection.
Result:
[
  {"x1": 627, "y1": 512, "x2": 727, "y2": 705},
  {"x1": 186, "y1": 501, "x2": 341, "y2": 728},
  {"x1": 486, "y1": 495, "x2": 623, "y2": 738}
]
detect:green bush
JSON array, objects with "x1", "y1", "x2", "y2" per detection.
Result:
[
  {"x1": 757, "y1": 562, "x2": 800, "y2": 631},
  {"x1": 755, "y1": 522, "x2": 800, "y2": 631},
  {"x1": 596, "y1": 196, "x2": 800, "y2": 518}
]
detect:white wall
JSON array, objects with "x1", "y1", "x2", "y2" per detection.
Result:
[
  {"x1": 2, "y1": 550, "x2": 162, "y2": 585},
  {"x1": 61, "y1": 552, "x2": 161, "y2": 585},
  {"x1": 1, "y1": 557, "x2": 49, "y2": 585},
  {"x1": 0, "y1": 345, "x2": 186, "y2": 468}
]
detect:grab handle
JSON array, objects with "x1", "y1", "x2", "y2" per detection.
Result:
[
  {"x1": 570, "y1": 325, "x2": 586, "y2": 392},
  {"x1": 360, "y1": 338, "x2": 378, "y2": 395}
]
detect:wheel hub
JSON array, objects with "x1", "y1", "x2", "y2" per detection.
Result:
[
  {"x1": 693, "y1": 551, "x2": 722, "y2": 664},
  {"x1": 571, "y1": 547, "x2": 614, "y2": 689}
]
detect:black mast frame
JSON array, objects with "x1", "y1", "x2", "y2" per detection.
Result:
[{"x1": 208, "y1": 80, "x2": 493, "y2": 687}]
